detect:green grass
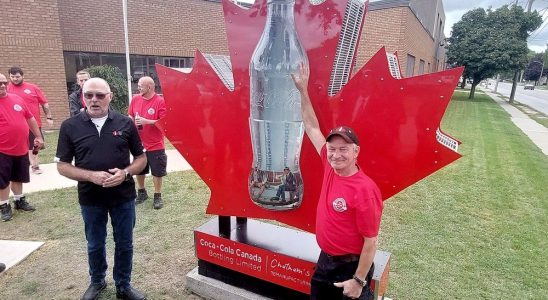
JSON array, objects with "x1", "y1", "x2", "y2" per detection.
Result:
[
  {"x1": 379, "y1": 91, "x2": 548, "y2": 298},
  {"x1": 1, "y1": 92, "x2": 546, "y2": 299}
]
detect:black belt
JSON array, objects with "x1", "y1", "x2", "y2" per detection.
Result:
[{"x1": 325, "y1": 253, "x2": 360, "y2": 263}]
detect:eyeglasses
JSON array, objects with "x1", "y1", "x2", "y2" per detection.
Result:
[
  {"x1": 83, "y1": 92, "x2": 110, "y2": 100},
  {"x1": 0, "y1": 81, "x2": 8, "y2": 86}
]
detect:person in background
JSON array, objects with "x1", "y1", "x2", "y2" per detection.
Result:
[
  {"x1": 0, "y1": 73, "x2": 43, "y2": 221},
  {"x1": 128, "y1": 76, "x2": 167, "y2": 210},
  {"x1": 7, "y1": 66, "x2": 52, "y2": 175},
  {"x1": 68, "y1": 70, "x2": 91, "y2": 117}
]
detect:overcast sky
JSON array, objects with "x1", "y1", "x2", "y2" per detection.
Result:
[{"x1": 432, "y1": 0, "x2": 548, "y2": 52}]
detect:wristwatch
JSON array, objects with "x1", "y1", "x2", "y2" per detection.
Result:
[
  {"x1": 352, "y1": 275, "x2": 367, "y2": 287},
  {"x1": 124, "y1": 169, "x2": 131, "y2": 181}
]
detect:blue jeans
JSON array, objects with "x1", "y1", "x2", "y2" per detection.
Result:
[{"x1": 80, "y1": 200, "x2": 136, "y2": 289}]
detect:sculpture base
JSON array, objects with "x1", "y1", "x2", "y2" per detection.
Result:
[
  {"x1": 191, "y1": 217, "x2": 391, "y2": 299},
  {"x1": 193, "y1": 217, "x2": 318, "y2": 296}
]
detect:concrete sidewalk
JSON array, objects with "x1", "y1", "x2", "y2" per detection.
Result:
[
  {"x1": 480, "y1": 89, "x2": 548, "y2": 155},
  {"x1": 23, "y1": 149, "x2": 193, "y2": 194}
]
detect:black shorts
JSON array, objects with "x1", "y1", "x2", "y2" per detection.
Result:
[
  {"x1": 0, "y1": 153, "x2": 31, "y2": 189},
  {"x1": 28, "y1": 128, "x2": 45, "y2": 151},
  {"x1": 310, "y1": 251, "x2": 374, "y2": 300},
  {"x1": 138, "y1": 149, "x2": 167, "y2": 177}
]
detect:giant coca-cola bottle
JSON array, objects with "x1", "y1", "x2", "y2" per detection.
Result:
[{"x1": 249, "y1": 0, "x2": 308, "y2": 210}]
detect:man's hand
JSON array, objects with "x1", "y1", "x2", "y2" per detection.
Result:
[
  {"x1": 102, "y1": 168, "x2": 126, "y2": 188},
  {"x1": 334, "y1": 279, "x2": 363, "y2": 299},
  {"x1": 291, "y1": 61, "x2": 310, "y2": 94},
  {"x1": 33, "y1": 137, "x2": 45, "y2": 149},
  {"x1": 89, "y1": 171, "x2": 115, "y2": 186},
  {"x1": 136, "y1": 115, "x2": 154, "y2": 125}
]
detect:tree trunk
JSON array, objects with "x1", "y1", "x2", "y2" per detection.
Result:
[
  {"x1": 509, "y1": 70, "x2": 519, "y2": 104},
  {"x1": 494, "y1": 74, "x2": 500, "y2": 92},
  {"x1": 460, "y1": 79, "x2": 466, "y2": 89},
  {"x1": 469, "y1": 82, "x2": 477, "y2": 99}
]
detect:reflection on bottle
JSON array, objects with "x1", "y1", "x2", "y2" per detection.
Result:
[{"x1": 249, "y1": 0, "x2": 308, "y2": 211}]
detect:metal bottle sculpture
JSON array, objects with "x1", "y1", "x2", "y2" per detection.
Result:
[{"x1": 249, "y1": 0, "x2": 308, "y2": 210}]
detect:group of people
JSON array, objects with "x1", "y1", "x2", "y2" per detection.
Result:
[
  {"x1": 1, "y1": 62, "x2": 384, "y2": 300},
  {"x1": 1, "y1": 65, "x2": 168, "y2": 299},
  {"x1": 1, "y1": 67, "x2": 48, "y2": 223}
]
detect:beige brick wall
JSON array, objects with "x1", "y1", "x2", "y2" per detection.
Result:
[
  {"x1": 58, "y1": 0, "x2": 228, "y2": 56},
  {"x1": 0, "y1": 0, "x2": 69, "y2": 125},
  {"x1": 355, "y1": 7, "x2": 435, "y2": 77}
]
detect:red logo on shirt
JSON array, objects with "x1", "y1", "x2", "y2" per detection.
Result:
[
  {"x1": 147, "y1": 108, "x2": 155, "y2": 115},
  {"x1": 13, "y1": 104, "x2": 22, "y2": 112},
  {"x1": 332, "y1": 198, "x2": 347, "y2": 212},
  {"x1": 24, "y1": 89, "x2": 32, "y2": 94}
]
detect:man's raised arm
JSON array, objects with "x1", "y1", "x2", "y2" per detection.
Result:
[{"x1": 292, "y1": 62, "x2": 325, "y2": 154}]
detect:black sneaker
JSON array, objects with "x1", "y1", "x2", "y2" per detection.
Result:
[
  {"x1": 14, "y1": 197, "x2": 35, "y2": 211},
  {"x1": 116, "y1": 286, "x2": 146, "y2": 300},
  {"x1": 81, "y1": 281, "x2": 107, "y2": 300},
  {"x1": 153, "y1": 193, "x2": 163, "y2": 210},
  {"x1": 1, "y1": 203, "x2": 13, "y2": 221},
  {"x1": 135, "y1": 189, "x2": 148, "y2": 204}
]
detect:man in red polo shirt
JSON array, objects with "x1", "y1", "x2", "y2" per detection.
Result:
[
  {"x1": 293, "y1": 63, "x2": 383, "y2": 300},
  {"x1": 7, "y1": 66, "x2": 53, "y2": 175},
  {"x1": 0, "y1": 73, "x2": 44, "y2": 221},
  {"x1": 128, "y1": 76, "x2": 167, "y2": 210}
]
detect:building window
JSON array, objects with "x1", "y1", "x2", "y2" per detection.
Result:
[
  {"x1": 406, "y1": 54, "x2": 415, "y2": 77},
  {"x1": 63, "y1": 51, "x2": 193, "y2": 94},
  {"x1": 419, "y1": 59, "x2": 425, "y2": 75}
]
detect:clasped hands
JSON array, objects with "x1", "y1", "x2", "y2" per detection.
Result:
[{"x1": 89, "y1": 168, "x2": 126, "y2": 187}]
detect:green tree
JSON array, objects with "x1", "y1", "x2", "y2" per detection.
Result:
[
  {"x1": 524, "y1": 52, "x2": 545, "y2": 83},
  {"x1": 86, "y1": 65, "x2": 129, "y2": 114},
  {"x1": 446, "y1": 5, "x2": 542, "y2": 99}
]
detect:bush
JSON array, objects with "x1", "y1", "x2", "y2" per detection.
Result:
[{"x1": 86, "y1": 65, "x2": 129, "y2": 114}]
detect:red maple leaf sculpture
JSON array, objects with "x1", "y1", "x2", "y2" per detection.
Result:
[{"x1": 156, "y1": 0, "x2": 463, "y2": 233}]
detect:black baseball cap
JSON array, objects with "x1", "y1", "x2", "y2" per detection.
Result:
[{"x1": 326, "y1": 126, "x2": 360, "y2": 146}]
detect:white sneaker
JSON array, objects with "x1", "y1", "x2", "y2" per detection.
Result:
[{"x1": 31, "y1": 166, "x2": 43, "y2": 175}]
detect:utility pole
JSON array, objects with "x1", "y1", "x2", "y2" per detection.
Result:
[
  {"x1": 541, "y1": 44, "x2": 547, "y2": 85},
  {"x1": 510, "y1": 0, "x2": 535, "y2": 103},
  {"x1": 527, "y1": 0, "x2": 535, "y2": 12}
]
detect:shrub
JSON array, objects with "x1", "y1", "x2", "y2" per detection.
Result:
[{"x1": 86, "y1": 65, "x2": 129, "y2": 114}]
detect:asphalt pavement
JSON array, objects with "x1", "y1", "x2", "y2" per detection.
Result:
[{"x1": 486, "y1": 80, "x2": 548, "y2": 115}]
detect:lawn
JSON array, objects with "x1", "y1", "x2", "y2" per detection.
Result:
[{"x1": 0, "y1": 91, "x2": 546, "y2": 299}]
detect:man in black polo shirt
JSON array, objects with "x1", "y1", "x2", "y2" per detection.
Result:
[{"x1": 56, "y1": 78, "x2": 147, "y2": 300}]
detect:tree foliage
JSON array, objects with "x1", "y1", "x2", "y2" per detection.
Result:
[
  {"x1": 86, "y1": 65, "x2": 129, "y2": 114},
  {"x1": 446, "y1": 5, "x2": 542, "y2": 98},
  {"x1": 524, "y1": 52, "x2": 546, "y2": 83}
]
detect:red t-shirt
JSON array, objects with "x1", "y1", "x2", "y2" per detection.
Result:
[
  {"x1": 0, "y1": 93, "x2": 33, "y2": 156},
  {"x1": 128, "y1": 94, "x2": 166, "y2": 151},
  {"x1": 315, "y1": 145, "x2": 383, "y2": 256},
  {"x1": 7, "y1": 82, "x2": 48, "y2": 127}
]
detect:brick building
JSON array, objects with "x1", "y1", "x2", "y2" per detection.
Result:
[{"x1": 0, "y1": 0, "x2": 446, "y2": 125}]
